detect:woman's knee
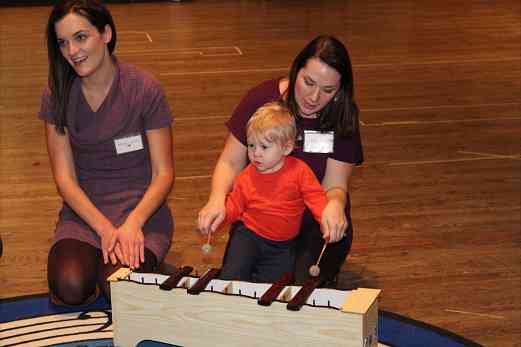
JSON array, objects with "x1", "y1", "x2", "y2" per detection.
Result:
[
  {"x1": 48, "y1": 268, "x2": 97, "y2": 305},
  {"x1": 47, "y1": 239, "x2": 99, "y2": 305}
]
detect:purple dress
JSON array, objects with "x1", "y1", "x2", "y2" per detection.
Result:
[{"x1": 38, "y1": 58, "x2": 174, "y2": 262}]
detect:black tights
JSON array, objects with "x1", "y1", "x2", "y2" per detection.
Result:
[{"x1": 48, "y1": 239, "x2": 157, "y2": 306}]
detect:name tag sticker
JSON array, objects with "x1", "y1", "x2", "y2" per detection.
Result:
[
  {"x1": 303, "y1": 130, "x2": 334, "y2": 153},
  {"x1": 114, "y1": 134, "x2": 144, "y2": 155}
]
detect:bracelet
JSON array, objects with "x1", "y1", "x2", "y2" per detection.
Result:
[{"x1": 325, "y1": 186, "x2": 347, "y2": 195}]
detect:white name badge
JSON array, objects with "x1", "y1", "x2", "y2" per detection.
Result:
[
  {"x1": 303, "y1": 130, "x2": 334, "y2": 153},
  {"x1": 114, "y1": 134, "x2": 144, "y2": 155}
]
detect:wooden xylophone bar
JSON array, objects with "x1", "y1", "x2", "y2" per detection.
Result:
[
  {"x1": 258, "y1": 272, "x2": 294, "y2": 306},
  {"x1": 145, "y1": 266, "x2": 328, "y2": 312},
  {"x1": 157, "y1": 267, "x2": 324, "y2": 311},
  {"x1": 187, "y1": 268, "x2": 221, "y2": 295},
  {"x1": 158, "y1": 266, "x2": 194, "y2": 290}
]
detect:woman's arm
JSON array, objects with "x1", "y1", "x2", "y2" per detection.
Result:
[
  {"x1": 45, "y1": 122, "x2": 117, "y2": 264},
  {"x1": 198, "y1": 134, "x2": 248, "y2": 234},
  {"x1": 117, "y1": 127, "x2": 174, "y2": 269},
  {"x1": 321, "y1": 158, "x2": 354, "y2": 243}
]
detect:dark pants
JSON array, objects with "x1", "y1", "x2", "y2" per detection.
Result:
[{"x1": 220, "y1": 222, "x2": 296, "y2": 283}]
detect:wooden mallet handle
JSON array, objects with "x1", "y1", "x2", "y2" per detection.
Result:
[{"x1": 315, "y1": 242, "x2": 327, "y2": 266}]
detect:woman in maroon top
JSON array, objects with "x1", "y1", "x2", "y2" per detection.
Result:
[
  {"x1": 40, "y1": 0, "x2": 174, "y2": 305},
  {"x1": 198, "y1": 35, "x2": 363, "y2": 286}
]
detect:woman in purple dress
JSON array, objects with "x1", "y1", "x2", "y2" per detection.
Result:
[
  {"x1": 39, "y1": 0, "x2": 174, "y2": 305},
  {"x1": 198, "y1": 35, "x2": 363, "y2": 286}
]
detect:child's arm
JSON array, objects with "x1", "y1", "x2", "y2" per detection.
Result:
[
  {"x1": 221, "y1": 179, "x2": 248, "y2": 227},
  {"x1": 198, "y1": 169, "x2": 249, "y2": 234}
]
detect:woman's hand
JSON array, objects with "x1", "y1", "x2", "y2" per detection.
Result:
[
  {"x1": 113, "y1": 218, "x2": 145, "y2": 269},
  {"x1": 321, "y1": 199, "x2": 348, "y2": 243},
  {"x1": 321, "y1": 159, "x2": 354, "y2": 243},
  {"x1": 100, "y1": 226, "x2": 119, "y2": 265},
  {"x1": 198, "y1": 197, "x2": 226, "y2": 234}
]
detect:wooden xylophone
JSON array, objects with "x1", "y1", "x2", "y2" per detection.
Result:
[{"x1": 108, "y1": 266, "x2": 381, "y2": 347}]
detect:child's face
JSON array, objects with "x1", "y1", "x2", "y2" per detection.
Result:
[{"x1": 247, "y1": 134, "x2": 292, "y2": 174}]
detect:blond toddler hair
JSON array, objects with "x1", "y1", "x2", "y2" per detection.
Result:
[{"x1": 246, "y1": 102, "x2": 296, "y2": 147}]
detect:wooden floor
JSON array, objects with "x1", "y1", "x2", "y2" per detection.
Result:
[{"x1": 0, "y1": 1, "x2": 519, "y2": 346}]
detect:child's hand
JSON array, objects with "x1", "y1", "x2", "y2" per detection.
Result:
[{"x1": 198, "y1": 200, "x2": 226, "y2": 234}]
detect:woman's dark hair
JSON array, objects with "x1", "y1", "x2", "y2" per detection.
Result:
[
  {"x1": 46, "y1": 0, "x2": 117, "y2": 134},
  {"x1": 286, "y1": 35, "x2": 359, "y2": 138}
]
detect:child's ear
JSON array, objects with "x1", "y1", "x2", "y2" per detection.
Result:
[{"x1": 283, "y1": 141, "x2": 294, "y2": 155}]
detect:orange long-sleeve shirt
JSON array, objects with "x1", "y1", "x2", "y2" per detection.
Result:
[{"x1": 222, "y1": 156, "x2": 327, "y2": 241}]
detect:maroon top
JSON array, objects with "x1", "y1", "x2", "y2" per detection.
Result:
[
  {"x1": 226, "y1": 79, "x2": 364, "y2": 221},
  {"x1": 38, "y1": 58, "x2": 174, "y2": 262}
]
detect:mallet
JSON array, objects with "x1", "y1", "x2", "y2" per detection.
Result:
[
  {"x1": 201, "y1": 231, "x2": 212, "y2": 254},
  {"x1": 308, "y1": 242, "x2": 327, "y2": 277}
]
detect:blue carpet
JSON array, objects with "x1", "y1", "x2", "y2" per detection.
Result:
[{"x1": 0, "y1": 294, "x2": 482, "y2": 347}]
